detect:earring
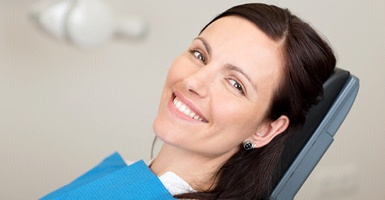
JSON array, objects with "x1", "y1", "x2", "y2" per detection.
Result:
[{"x1": 243, "y1": 141, "x2": 255, "y2": 151}]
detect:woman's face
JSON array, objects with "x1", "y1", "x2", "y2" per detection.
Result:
[{"x1": 153, "y1": 16, "x2": 285, "y2": 158}]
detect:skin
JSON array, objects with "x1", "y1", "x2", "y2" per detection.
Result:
[{"x1": 151, "y1": 16, "x2": 289, "y2": 190}]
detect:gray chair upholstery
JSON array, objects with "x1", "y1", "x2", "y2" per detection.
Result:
[{"x1": 270, "y1": 68, "x2": 360, "y2": 200}]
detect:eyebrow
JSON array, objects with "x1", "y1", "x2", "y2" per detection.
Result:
[
  {"x1": 194, "y1": 37, "x2": 211, "y2": 56},
  {"x1": 194, "y1": 37, "x2": 257, "y2": 92},
  {"x1": 226, "y1": 65, "x2": 258, "y2": 92}
]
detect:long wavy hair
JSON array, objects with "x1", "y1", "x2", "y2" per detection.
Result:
[{"x1": 175, "y1": 3, "x2": 336, "y2": 200}]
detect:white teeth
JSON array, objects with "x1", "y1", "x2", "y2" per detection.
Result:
[
  {"x1": 180, "y1": 104, "x2": 186, "y2": 112},
  {"x1": 189, "y1": 112, "x2": 195, "y2": 118},
  {"x1": 173, "y1": 97, "x2": 204, "y2": 122},
  {"x1": 176, "y1": 101, "x2": 182, "y2": 108},
  {"x1": 183, "y1": 108, "x2": 191, "y2": 115}
]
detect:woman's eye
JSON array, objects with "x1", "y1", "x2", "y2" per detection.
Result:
[
  {"x1": 228, "y1": 79, "x2": 245, "y2": 94},
  {"x1": 189, "y1": 49, "x2": 206, "y2": 64}
]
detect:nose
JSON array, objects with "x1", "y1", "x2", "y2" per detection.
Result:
[{"x1": 183, "y1": 66, "x2": 213, "y2": 98}]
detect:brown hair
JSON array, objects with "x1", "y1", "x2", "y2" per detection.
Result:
[{"x1": 176, "y1": 3, "x2": 335, "y2": 199}]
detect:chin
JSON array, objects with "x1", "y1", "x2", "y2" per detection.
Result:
[{"x1": 153, "y1": 113, "x2": 174, "y2": 143}]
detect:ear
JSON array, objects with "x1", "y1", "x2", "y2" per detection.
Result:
[{"x1": 252, "y1": 115, "x2": 290, "y2": 148}]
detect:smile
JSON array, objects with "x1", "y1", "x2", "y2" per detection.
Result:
[{"x1": 173, "y1": 96, "x2": 207, "y2": 122}]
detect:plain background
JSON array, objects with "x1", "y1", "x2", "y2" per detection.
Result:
[{"x1": 1, "y1": 0, "x2": 384, "y2": 199}]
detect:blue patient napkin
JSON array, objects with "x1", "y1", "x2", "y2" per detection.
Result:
[{"x1": 40, "y1": 152, "x2": 175, "y2": 200}]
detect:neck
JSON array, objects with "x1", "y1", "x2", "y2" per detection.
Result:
[{"x1": 150, "y1": 143, "x2": 238, "y2": 191}]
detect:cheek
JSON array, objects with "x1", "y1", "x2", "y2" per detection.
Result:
[
  {"x1": 210, "y1": 89, "x2": 274, "y2": 136},
  {"x1": 165, "y1": 55, "x2": 193, "y2": 83},
  {"x1": 211, "y1": 97, "x2": 260, "y2": 131},
  {"x1": 164, "y1": 65, "x2": 178, "y2": 86}
]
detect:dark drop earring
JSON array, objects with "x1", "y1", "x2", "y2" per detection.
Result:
[{"x1": 243, "y1": 141, "x2": 255, "y2": 151}]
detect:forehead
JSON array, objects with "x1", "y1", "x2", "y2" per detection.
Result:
[
  {"x1": 199, "y1": 16, "x2": 284, "y2": 95},
  {"x1": 200, "y1": 16, "x2": 282, "y2": 61}
]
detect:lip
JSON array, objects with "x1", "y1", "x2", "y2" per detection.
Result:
[{"x1": 167, "y1": 91, "x2": 209, "y2": 123}]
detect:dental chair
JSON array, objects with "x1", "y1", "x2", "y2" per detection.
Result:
[{"x1": 269, "y1": 68, "x2": 360, "y2": 200}]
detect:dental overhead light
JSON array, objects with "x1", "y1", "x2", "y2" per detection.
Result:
[{"x1": 29, "y1": 0, "x2": 148, "y2": 48}]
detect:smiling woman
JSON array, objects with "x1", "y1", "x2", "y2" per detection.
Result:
[
  {"x1": 152, "y1": 3, "x2": 335, "y2": 200},
  {"x1": 154, "y1": 16, "x2": 287, "y2": 156},
  {"x1": 40, "y1": 3, "x2": 335, "y2": 200}
]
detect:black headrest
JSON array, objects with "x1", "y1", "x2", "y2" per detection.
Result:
[{"x1": 273, "y1": 68, "x2": 350, "y2": 188}]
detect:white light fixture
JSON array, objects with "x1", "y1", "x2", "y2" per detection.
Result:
[{"x1": 29, "y1": 0, "x2": 148, "y2": 48}]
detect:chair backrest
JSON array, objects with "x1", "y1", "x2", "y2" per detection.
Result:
[{"x1": 269, "y1": 68, "x2": 360, "y2": 200}]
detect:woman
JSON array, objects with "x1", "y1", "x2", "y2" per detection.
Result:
[
  {"x1": 41, "y1": 3, "x2": 335, "y2": 200},
  {"x1": 151, "y1": 3, "x2": 335, "y2": 200}
]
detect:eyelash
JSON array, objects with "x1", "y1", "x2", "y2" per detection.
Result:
[
  {"x1": 227, "y1": 78, "x2": 245, "y2": 95},
  {"x1": 188, "y1": 48, "x2": 246, "y2": 95},
  {"x1": 188, "y1": 49, "x2": 207, "y2": 64}
]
